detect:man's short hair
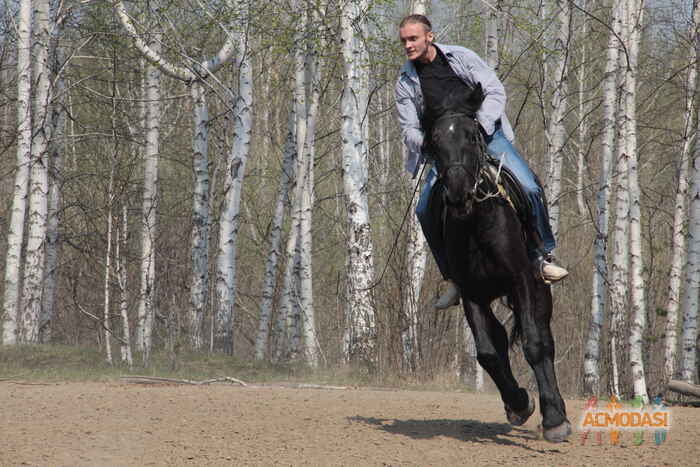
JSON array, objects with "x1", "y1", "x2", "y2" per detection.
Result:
[{"x1": 399, "y1": 14, "x2": 432, "y2": 32}]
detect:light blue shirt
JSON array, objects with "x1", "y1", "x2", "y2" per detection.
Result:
[{"x1": 395, "y1": 43, "x2": 515, "y2": 176}]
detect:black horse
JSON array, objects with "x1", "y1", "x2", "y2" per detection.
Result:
[{"x1": 423, "y1": 84, "x2": 571, "y2": 443}]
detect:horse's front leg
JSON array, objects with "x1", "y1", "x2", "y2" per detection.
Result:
[
  {"x1": 511, "y1": 273, "x2": 571, "y2": 442},
  {"x1": 462, "y1": 297, "x2": 534, "y2": 425}
]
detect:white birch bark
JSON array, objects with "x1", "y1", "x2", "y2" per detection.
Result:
[
  {"x1": 40, "y1": 11, "x2": 67, "y2": 343},
  {"x1": 115, "y1": 0, "x2": 239, "y2": 352},
  {"x1": 20, "y1": 0, "x2": 52, "y2": 343},
  {"x1": 114, "y1": 1, "x2": 237, "y2": 82},
  {"x1": 682, "y1": 139, "x2": 700, "y2": 384},
  {"x1": 402, "y1": 179, "x2": 425, "y2": 372},
  {"x1": 484, "y1": 0, "x2": 500, "y2": 73},
  {"x1": 410, "y1": 0, "x2": 428, "y2": 15},
  {"x1": 2, "y1": 0, "x2": 33, "y2": 345},
  {"x1": 104, "y1": 167, "x2": 115, "y2": 365},
  {"x1": 188, "y1": 81, "x2": 210, "y2": 350},
  {"x1": 583, "y1": 0, "x2": 622, "y2": 396},
  {"x1": 608, "y1": 0, "x2": 632, "y2": 398},
  {"x1": 544, "y1": 0, "x2": 570, "y2": 237},
  {"x1": 665, "y1": 0, "x2": 699, "y2": 383},
  {"x1": 255, "y1": 110, "x2": 296, "y2": 361},
  {"x1": 117, "y1": 205, "x2": 133, "y2": 368},
  {"x1": 299, "y1": 25, "x2": 324, "y2": 367},
  {"x1": 136, "y1": 50, "x2": 161, "y2": 363},
  {"x1": 275, "y1": 8, "x2": 311, "y2": 361},
  {"x1": 681, "y1": 0, "x2": 700, "y2": 385},
  {"x1": 215, "y1": 27, "x2": 252, "y2": 354},
  {"x1": 625, "y1": 0, "x2": 648, "y2": 404},
  {"x1": 341, "y1": 0, "x2": 376, "y2": 361},
  {"x1": 575, "y1": 1, "x2": 590, "y2": 217}
]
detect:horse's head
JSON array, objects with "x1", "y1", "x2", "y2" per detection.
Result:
[{"x1": 424, "y1": 84, "x2": 486, "y2": 219}]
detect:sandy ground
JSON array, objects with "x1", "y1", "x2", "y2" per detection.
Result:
[{"x1": 1, "y1": 381, "x2": 698, "y2": 466}]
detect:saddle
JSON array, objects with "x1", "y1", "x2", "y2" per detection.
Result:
[{"x1": 481, "y1": 156, "x2": 533, "y2": 226}]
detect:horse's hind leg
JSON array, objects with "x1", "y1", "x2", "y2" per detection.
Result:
[
  {"x1": 513, "y1": 276, "x2": 570, "y2": 442},
  {"x1": 462, "y1": 299, "x2": 534, "y2": 425}
]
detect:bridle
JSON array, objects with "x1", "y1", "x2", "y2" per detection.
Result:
[{"x1": 428, "y1": 112, "x2": 492, "y2": 205}]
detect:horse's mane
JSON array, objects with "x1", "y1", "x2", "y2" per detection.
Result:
[{"x1": 422, "y1": 83, "x2": 485, "y2": 134}]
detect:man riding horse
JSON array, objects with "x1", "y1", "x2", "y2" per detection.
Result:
[{"x1": 395, "y1": 14, "x2": 568, "y2": 309}]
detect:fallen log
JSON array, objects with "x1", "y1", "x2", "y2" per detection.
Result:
[
  {"x1": 667, "y1": 379, "x2": 700, "y2": 399},
  {"x1": 120, "y1": 375, "x2": 248, "y2": 386}
]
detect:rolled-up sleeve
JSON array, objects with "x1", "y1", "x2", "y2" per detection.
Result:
[{"x1": 395, "y1": 79, "x2": 424, "y2": 174}]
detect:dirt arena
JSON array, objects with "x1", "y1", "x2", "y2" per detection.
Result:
[{"x1": 1, "y1": 382, "x2": 698, "y2": 466}]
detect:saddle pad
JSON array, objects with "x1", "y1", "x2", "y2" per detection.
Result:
[{"x1": 484, "y1": 160, "x2": 532, "y2": 224}]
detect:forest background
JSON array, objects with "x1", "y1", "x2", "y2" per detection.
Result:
[{"x1": 1, "y1": 0, "x2": 698, "y2": 403}]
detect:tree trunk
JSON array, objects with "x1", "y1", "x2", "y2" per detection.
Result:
[
  {"x1": 341, "y1": 0, "x2": 377, "y2": 362},
  {"x1": 665, "y1": 0, "x2": 699, "y2": 383},
  {"x1": 117, "y1": 205, "x2": 133, "y2": 368},
  {"x1": 544, "y1": 0, "x2": 571, "y2": 237},
  {"x1": 299, "y1": 16, "x2": 324, "y2": 367},
  {"x1": 136, "y1": 47, "x2": 162, "y2": 365},
  {"x1": 575, "y1": 0, "x2": 590, "y2": 217},
  {"x1": 2, "y1": 0, "x2": 33, "y2": 345},
  {"x1": 215, "y1": 28, "x2": 253, "y2": 355},
  {"x1": 625, "y1": 0, "x2": 648, "y2": 404},
  {"x1": 681, "y1": 15, "x2": 700, "y2": 381},
  {"x1": 20, "y1": 0, "x2": 52, "y2": 343},
  {"x1": 104, "y1": 166, "x2": 115, "y2": 366},
  {"x1": 40, "y1": 13, "x2": 67, "y2": 344},
  {"x1": 402, "y1": 179, "x2": 426, "y2": 372},
  {"x1": 584, "y1": 0, "x2": 623, "y2": 396},
  {"x1": 255, "y1": 110, "x2": 296, "y2": 361},
  {"x1": 188, "y1": 81, "x2": 210, "y2": 350},
  {"x1": 608, "y1": 0, "x2": 633, "y2": 398}
]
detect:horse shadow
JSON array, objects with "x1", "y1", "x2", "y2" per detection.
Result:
[{"x1": 347, "y1": 416, "x2": 563, "y2": 453}]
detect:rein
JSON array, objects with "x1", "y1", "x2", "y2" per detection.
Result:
[{"x1": 429, "y1": 114, "x2": 501, "y2": 206}]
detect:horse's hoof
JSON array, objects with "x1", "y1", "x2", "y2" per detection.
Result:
[
  {"x1": 543, "y1": 421, "x2": 572, "y2": 443},
  {"x1": 505, "y1": 392, "x2": 535, "y2": 426}
]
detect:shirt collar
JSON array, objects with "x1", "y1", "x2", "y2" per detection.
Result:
[{"x1": 400, "y1": 43, "x2": 452, "y2": 83}]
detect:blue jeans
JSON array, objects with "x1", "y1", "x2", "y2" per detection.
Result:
[{"x1": 416, "y1": 128, "x2": 556, "y2": 279}]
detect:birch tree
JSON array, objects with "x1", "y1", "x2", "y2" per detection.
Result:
[
  {"x1": 664, "y1": 0, "x2": 699, "y2": 383},
  {"x1": 215, "y1": 19, "x2": 253, "y2": 354},
  {"x1": 189, "y1": 80, "x2": 210, "y2": 350},
  {"x1": 575, "y1": 0, "x2": 590, "y2": 217},
  {"x1": 115, "y1": 1, "x2": 239, "y2": 352},
  {"x1": 608, "y1": 0, "x2": 632, "y2": 398},
  {"x1": 544, "y1": 0, "x2": 571, "y2": 237},
  {"x1": 341, "y1": 0, "x2": 377, "y2": 361},
  {"x1": 273, "y1": 2, "x2": 324, "y2": 365},
  {"x1": 117, "y1": 205, "x2": 133, "y2": 368},
  {"x1": 135, "y1": 51, "x2": 161, "y2": 362},
  {"x1": 681, "y1": 0, "x2": 700, "y2": 385},
  {"x1": 625, "y1": 0, "x2": 648, "y2": 403},
  {"x1": 40, "y1": 18, "x2": 67, "y2": 343},
  {"x1": 103, "y1": 165, "x2": 115, "y2": 365},
  {"x1": 583, "y1": 0, "x2": 622, "y2": 396},
  {"x1": 20, "y1": 0, "x2": 52, "y2": 343},
  {"x1": 255, "y1": 111, "x2": 296, "y2": 361},
  {"x1": 298, "y1": 9, "x2": 325, "y2": 366},
  {"x1": 2, "y1": 0, "x2": 33, "y2": 345}
]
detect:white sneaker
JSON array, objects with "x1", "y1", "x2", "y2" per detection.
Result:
[
  {"x1": 435, "y1": 281, "x2": 461, "y2": 309},
  {"x1": 541, "y1": 256, "x2": 568, "y2": 283}
]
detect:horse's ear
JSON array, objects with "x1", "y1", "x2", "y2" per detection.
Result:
[{"x1": 465, "y1": 83, "x2": 485, "y2": 112}]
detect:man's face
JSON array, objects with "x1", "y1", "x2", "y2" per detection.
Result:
[{"x1": 399, "y1": 23, "x2": 434, "y2": 62}]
